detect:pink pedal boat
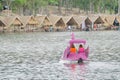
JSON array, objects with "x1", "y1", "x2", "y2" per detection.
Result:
[{"x1": 61, "y1": 33, "x2": 89, "y2": 63}]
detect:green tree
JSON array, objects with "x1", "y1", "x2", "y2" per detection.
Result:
[
  {"x1": 11, "y1": 0, "x2": 27, "y2": 15},
  {"x1": 49, "y1": 0, "x2": 58, "y2": 5},
  {"x1": 0, "y1": 2, "x2": 2, "y2": 11},
  {"x1": 1, "y1": 0, "x2": 15, "y2": 10},
  {"x1": 1, "y1": 0, "x2": 120, "y2": 15}
]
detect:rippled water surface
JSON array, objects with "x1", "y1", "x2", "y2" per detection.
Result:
[{"x1": 0, "y1": 31, "x2": 120, "y2": 80}]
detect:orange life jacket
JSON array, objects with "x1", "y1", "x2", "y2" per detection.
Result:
[{"x1": 70, "y1": 48, "x2": 76, "y2": 53}]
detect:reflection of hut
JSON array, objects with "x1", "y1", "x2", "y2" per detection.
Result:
[
  {"x1": 20, "y1": 16, "x2": 38, "y2": 32},
  {"x1": 35, "y1": 15, "x2": 52, "y2": 31},
  {"x1": 74, "y1": 16, "x2": 92, "y2": 31},
  {"x1": 0, "y1": 16, "x2": 6, "y2": 32},
  {"x1": 2, "y1": 16, "x2": 23, "y2": 32},
  {"x1": 89, "y1": 16, "x2": 105, "y2": 31},
  {"x1": 63, "y1": 16, "x2": 78, "y2": 30},
  {"x1": 49, "y1": 15, "x2": 65, "y2": 31}
]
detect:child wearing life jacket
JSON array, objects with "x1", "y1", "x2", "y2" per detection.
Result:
[
  {"x1": 78, "y1": 44, "x2": 85, "y2": 53},
  {"x1": 70, "y1": 44, "x2": 76, "y2": 53}
]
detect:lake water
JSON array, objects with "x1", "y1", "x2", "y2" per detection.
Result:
[{"x1": 0, "y1": 31, "x2": 120, "y2": 80}]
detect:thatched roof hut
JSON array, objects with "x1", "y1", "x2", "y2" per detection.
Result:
[
  {"x1": 63, "y1": 16, "x2": 78, "y2": 27},
  {"x1": 20, "y1": 16, "x2": 38, "y2": 26},
  {"x1": 97, "y1": 15, "x2": 110, "y2": 27},
  {"x1": 49, "y1": 15, "x2": 65, "y2": 28},
  {"x1": 88, "y1": 15, "x2": 108, "y2": 30},
  {"x1": 89, "y1": 16, "x2": 104, "y2": 24},
  {"x1": 0, "y1": 16, "x2": 23, "y2": 32},
  {"x1": 35, "y1": 15, "x2": 52, "y2": 26},
  {"x1": 20, "y1": 16, "x2": 39, "y2": 31},
  {"x1": 74, "y1": 16, "x2": 92, "y2": 25},
  {"x1": 104, "y1": 15, "x2": 115, "y2": 25},
  {"x1": 1, "y1": 16, "x2": 23, "y2": 27}
]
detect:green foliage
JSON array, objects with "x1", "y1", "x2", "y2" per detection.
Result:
[
  {"x1": 49, "y1": 0, "x2": 58, "y2": 5},
  {"x1": 14, "y1": 0, "x2": 26, "y2": 5},
  {"x1": 0, "y1": 2, "x2": 2, "y2": 10},
  {"x1": 13, "y1": 0, "x2": 27, "y2": 7},
  {"x1": 0, "y1": 0, "x2": 119, "y2": 14}
]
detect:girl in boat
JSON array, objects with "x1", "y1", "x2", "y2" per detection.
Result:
[
  {"x1": 70, "y1": 44, "x2": 77, "y2": 53},
  {"x1": 78, "y1": 44, "x2": 85, "y2": 53}
]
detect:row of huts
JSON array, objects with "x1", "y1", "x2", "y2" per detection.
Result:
[{"x1": 0, "y1": 14, "x2": 120, "y2": 32}]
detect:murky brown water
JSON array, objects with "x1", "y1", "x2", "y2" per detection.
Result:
[{"x1": 0, "y1": 31, "x2": 120, "y2": 80}]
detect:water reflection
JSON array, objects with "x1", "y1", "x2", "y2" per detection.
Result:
[{"x1": 64, "y1": 62, "x2": 87, "y2": 80}]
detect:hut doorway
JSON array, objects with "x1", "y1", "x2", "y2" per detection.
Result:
[
  {"x1": 55, "y1": 18, "x2": 65, "y2": 31},
  {"x1": 66, "y1": 17, "x2": 78, "y2": 31},
  {"x1": 113, "y1": 18, "x2": 119, "y2": 30},
  {"x1": 113, "y1": 18, "x2": 119, "y2": 26},
  {"x1": 85, "y1": 18, "x2": 92, "y2": 31}
]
